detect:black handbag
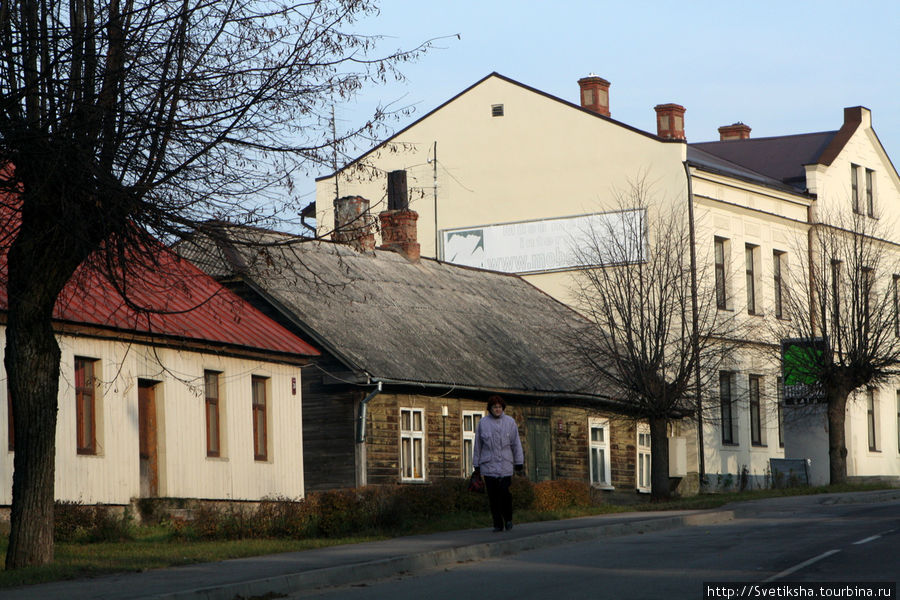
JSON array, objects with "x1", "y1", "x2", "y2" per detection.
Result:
[{"x1": 468, "y1": 471, "x2": 485, "y2": 493}]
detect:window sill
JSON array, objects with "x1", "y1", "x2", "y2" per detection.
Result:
[
  {"x1": 400, "y1": 479, "x2": 428, "y2": 484},
  {"x1": 721, "y1": 442, "x2": 739, "y2": 448},
  {"x1": 206, "y1": 455, "x2": 229, "y2": 462},
  {"x1": 592, "y1": 483, "x2": 615, "y2": 491},
  {"x1": 751, "y1": 443, "x2": 768, "y2": 449}
]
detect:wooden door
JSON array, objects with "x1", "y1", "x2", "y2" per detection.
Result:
[
  {"x1": 526, "y1": 417, "x2": 551, "y2": 482},
  {"x1": 138, "y1": 381, "x2": 159, "y2": 497}
]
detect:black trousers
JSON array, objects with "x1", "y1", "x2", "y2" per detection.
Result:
[{"x1": 483, "y1": 475, "x2": 512, "y2": 528}]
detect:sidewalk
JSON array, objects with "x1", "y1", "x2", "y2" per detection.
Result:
[{"x1": 6, "y1": 489, "x2": 899, "y2": 600}]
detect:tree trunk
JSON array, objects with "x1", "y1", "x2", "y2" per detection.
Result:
[
  {"x1": 3, "y1": 198, "x2": 83, "y2": 568},
  {"x1": 4, "y1": 300, "x2": 62, "y2": 568},
  {"x1": 826, "y1": 387, "x2": 849, "y2": 486},
  {"x1": 649, "y1": 416, "x2": 670, "y2": 501}
]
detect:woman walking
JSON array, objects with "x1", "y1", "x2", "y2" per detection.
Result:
[{"x1": 472, "y1": 395, "x2": 524, "y2": 532}]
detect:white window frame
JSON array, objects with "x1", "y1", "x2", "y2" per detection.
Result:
[
  {"x1": 461, "y1": 410, "x2": 483, "y2": 476},
  {"x1": 866, "y1": 389, "x2": 879, "y2": 452},
  {"x1": 745, "y1": 244, "x2": 759, "y2": 315},
  {"x1": 636, "y1": 423, "x2": 651, "y2": 493},
  {"x1": 714, "y1": 237, "x2": 730, "y2": 310},
  {"x1": 773, "y1": 250, "x2": 785, "y2": 319},
  {"x1": 589, "y1": 417, "x2": 612, "y2": 488},
  {"x1": 400, "y1": 408, "x2": 426, "y2": 481}
]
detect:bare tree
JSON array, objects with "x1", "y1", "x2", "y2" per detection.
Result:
[
  {"x1": 566, "y1": 179, "x2": 739, "y2": 500},
  {"x1": 776, "y1": 210, "x2": 900, "y2": 484},
  {"x1": 0, "y1": 0, "x2": 433, "y2": 567}
]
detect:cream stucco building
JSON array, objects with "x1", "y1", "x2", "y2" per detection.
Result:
[{"x1": 314, "y1": 73, "x2": 900, "y2": 491}]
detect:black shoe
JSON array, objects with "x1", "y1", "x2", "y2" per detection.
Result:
[
  {"x1": 505, "y1": 521, "x2": 513, "y2": 531},
  {"x1": 492, "y1": 526, "x2": 503, "y2": 532}
]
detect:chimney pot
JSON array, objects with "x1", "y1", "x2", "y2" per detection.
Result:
[
  {"x1": 578, "y1": 75, "x2": 611, "y2": 117},
  {"x1": 718, "y1": 122, "x2": 752, "y2": 141},
  {"x1": 333, "y1": 196, "x2": 375, "y2": 252},
  {"x1": 654, "y1": 103, "x2": 686, "y2": 140},
  {"x1": 387, "y1": 170, "x2": 409, "y2": 210}
]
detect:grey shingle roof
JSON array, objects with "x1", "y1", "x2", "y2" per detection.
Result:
[{"x1": 181, "y1": 226, "x2": 604, "y2": 401}]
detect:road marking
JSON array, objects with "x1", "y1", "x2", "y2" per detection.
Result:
[
  {"x1": 763, "y1": 549, "x2": 841, "y2": 582},
  {"x1": 853, "y1": 535, "x2": 881, "y2": 545}
]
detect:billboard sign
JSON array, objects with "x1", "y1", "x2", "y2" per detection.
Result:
[
  {"x1": 440, "y1": 210, "x2": 644, "y2": 274},
  {"x1": 781, "y1": 338, "x2": 827, "y2": 404}
]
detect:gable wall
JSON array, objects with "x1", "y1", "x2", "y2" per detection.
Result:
[
  {"x1": 809, "y1": 126, "x2": 900, "y2": 238},
  {"x1": 317, "y1": 75, "x2": 687, "y2": 297}
]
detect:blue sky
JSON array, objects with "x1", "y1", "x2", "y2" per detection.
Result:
[{"x1": 297, "y1": 0, "x2": 900, "y2": 206}]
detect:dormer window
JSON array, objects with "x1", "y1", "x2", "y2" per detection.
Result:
[
  {"x1": 866, "y1": 168, "x2": 875, "y2": 217},
  {"x1": 851, "y1": 164, "x2": 876, "y2": 217}
]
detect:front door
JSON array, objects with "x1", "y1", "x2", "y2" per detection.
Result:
[
  {"x1": 526, "y1": 417, "x2": 551, "y2": 482},
  {"x1": 138, "y1": 381, "x2": 159, "y2": 497}
]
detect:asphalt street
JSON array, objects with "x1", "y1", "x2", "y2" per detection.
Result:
[{"x1": 288, "y1": 495, "x2": 900, "y2": 600}]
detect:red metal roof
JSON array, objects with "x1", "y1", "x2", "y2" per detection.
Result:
[{"x1": 0, "y1": 194, "x2": 318, "y2": 359}]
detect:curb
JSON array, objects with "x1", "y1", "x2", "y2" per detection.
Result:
[{"x1": 153, "y1": 510, "x2": 735, "y2": 600}]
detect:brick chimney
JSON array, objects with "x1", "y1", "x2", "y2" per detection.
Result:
[
  {"x1": 379, "y1": 170, "x2": 420, "y2": 261},
  {"x1": 654, "y1": 104, "x2": 686, "y2": 140},
  {"x1": 333, "y1": 195, "x2": 375, "y2": 252},
  {"x1": 718, "y1": 122, "x2": 751, "y2": 141},
  {"x1": 578, "y1": 75, "x2": 611, "y2": 117}
]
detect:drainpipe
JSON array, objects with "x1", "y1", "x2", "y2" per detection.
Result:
[
  {"x1": 356, "y1": 381, "x2": 382, "y2": 443},
  {"x1": 684, "y1": 160, "x2": 705, "y2": 486}
]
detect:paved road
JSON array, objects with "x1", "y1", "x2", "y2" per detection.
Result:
[{"x1": 289, "y1": 497, "x2": 900, "y2": 600}]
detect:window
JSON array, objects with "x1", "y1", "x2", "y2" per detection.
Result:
[
  {"x1": 636, "y1": 424, "x2": 651, "y2": 493},
  {"x1": 205, "y1": 371, "x2": 221, "y2": 458},
  {"x1": 252, "y1": 376, "x2": 268, "y2": 461},
  {"x1": 589, "y1": 418, "x2": 611, "y2": 487},
  {"x1": 400, "y1": 408, "x2": 425, "y2": 481},
  {"x1": 894, "y1": 276, "x2": 900, "y2": 337},
  {"x1": 461, "y1": 410, "x2": 482, "y2": 475},
  {"x1": 867, "y1": 388, "x2": 878, "y2": 451},
  {"x1": 851, "y1": 164, "x2": 860, "y2": 213},
  {"x1": 831, "y1": 260, "x2": 842, "y2": 329},
  {"x1": 720, "y1": 372, "x2": 736, "y2": 445},
  {"x1": 865, "y1": 168, "x2": 875, "y2": 217},
  {"x1": 75, "y1": 357, "x2": 97, "y2": 455},
  {"x1": 491, "y1": 104, "x2": 504, "y2": 117},
  {"x1": 777, "y1": 377, "x2": 784, "y2": 448},
  {"x1": 715, "y1": 237, "x2": 728, "y2": 309},
  {"x1": 746, "y1": 244, "x2": 758, "y2": 314},
  {"x1": 896, "y1": 391, "x2": 900, "y2": 454},
  {"x1": 749, "y1": 375, "x2": 765, "y2": 446},
  {"x1": 773, "y1": 251, "x2": 785, "y2": 319},
  {"x1": 862, "y1": 267, "x2": 873, "y2": 338}
]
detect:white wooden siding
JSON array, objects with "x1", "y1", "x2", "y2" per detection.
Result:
[{"x1": 0, "y1": 330, "x2": 304, "y2": 504}]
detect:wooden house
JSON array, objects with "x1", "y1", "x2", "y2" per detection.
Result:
[
  {"x1": 181, "y1": 201, "x2": 652, "y2": 494},
  {"x1": 0, "y1": 229, "x2": 319, "y2": 506}
]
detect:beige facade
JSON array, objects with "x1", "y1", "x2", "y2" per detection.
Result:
[
  {"x1": 315, "y1": 73, "x2": 686, "y2": 304},
  {"x1": 0, "y1": 329, "x2": 306, "y2": 505},
  {"x1": 316, "y1": 72, "x2": 900, "y2": 489}
]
